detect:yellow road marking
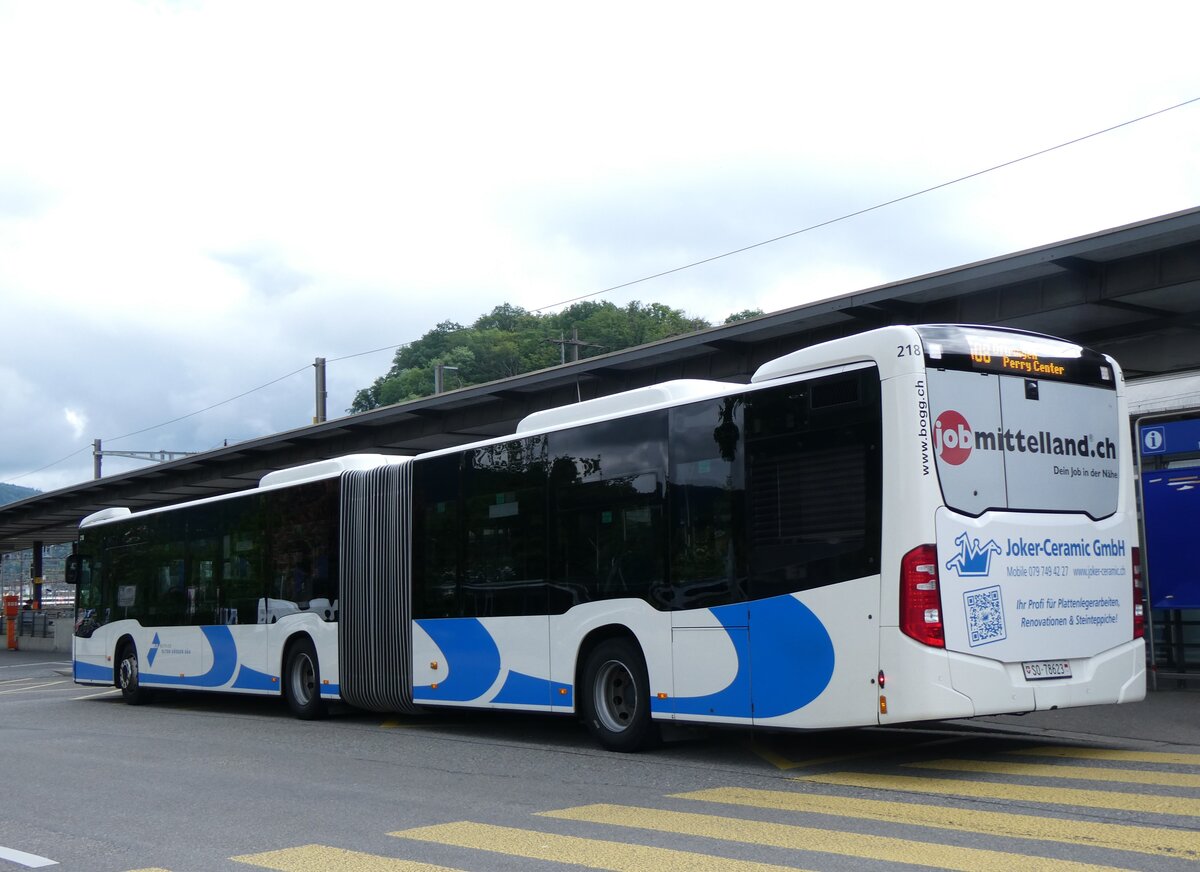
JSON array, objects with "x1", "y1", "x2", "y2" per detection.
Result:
[
  {"x1": 232, "y1": 844, "x2": 459, "y2": 871},
  {"x1": 746, "y1": 742, "x2": 806, "y2": 770},
  {"x1": 125, "y1": 867, "x2": 174, "y2": 871},
  {"x1": 675, "y1": 786, "x2": 1200, "y2": 860},
  {"x1": 907, "y1": 758, "x2": 1200, "y2": 787},
  {"x1": 799, "y1": 772, "x2": 1200, "y2": 817},
  {"x1": 541, "y1": 804, "x2": 1124, "y2": 872},
  {"x1": 747, "y1": 742, "x2": 906, "y2": 772},
  {"x1": 1015, "y1": 746, "x2": 1200, "y2": 766},
  {"x1": 393, "y1": 821, "x2": 811, "y2": 871},
  {"x1": 747, "y1": 734, "x2": 967, "y2": 771}
]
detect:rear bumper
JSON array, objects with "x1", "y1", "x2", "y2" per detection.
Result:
[{"x1": 948, "y1": 637, "x2": 1146, "y2": 715}]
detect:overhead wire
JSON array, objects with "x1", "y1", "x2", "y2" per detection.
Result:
[
  {"x1": 8, "y1": 348, "x2": 410, "y2": 485},
  {"x1": 105, "y1": 365, "x2": 313, "y2": 444},
  {"x1": 5, "y1": 365, "x2": 316, "y2": 486},
  {"x1": 532, "y1": 95, "x2": 1200, "y2": 312},
  {"x1": 8, "y1": 95, "x2": 1199, "y2": 486}
]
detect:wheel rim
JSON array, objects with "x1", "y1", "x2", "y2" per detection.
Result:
[
  {"x1": 291, "y1": 653, "x2": 315, "y2": 705},
  {"x1": 593, "y1": 659, "x2": 637, "y2": 733},
  {"x1": 119, "y1": 655, "x2": 137, "y2": 692}
]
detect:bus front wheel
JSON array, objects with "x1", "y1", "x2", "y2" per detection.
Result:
[
  {"x1": 284, "y1": 637, "x2": 326, "y2": 720},
  {"x1": 117, "y1": 643, "x2": 151, "y2": 706},
  {"x1": 580, "y1": 638, "x2": 658, "y2": 752}
]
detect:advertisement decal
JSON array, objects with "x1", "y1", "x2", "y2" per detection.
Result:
[
  {"x1": 936, "y1": 509, "x2": 1131, "y2": 661},
  {"x1": 927, "y1": 370, "x2": 1120, "y2": 518}
]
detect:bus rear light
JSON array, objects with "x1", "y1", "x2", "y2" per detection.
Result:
[
  {"x1": 900, "y1": 544, "x2": 944, "y2": 648},
  {"x1": 879, "y1": 695, "x2": 888, "y2": 715},
  {"x1": 1132, "y1": 546, "x2": 1145, "y2": 640}
]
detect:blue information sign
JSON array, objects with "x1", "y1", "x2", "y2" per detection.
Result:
[{"x1": 1140, "y1": 418, "x2": 1200, "y2": 457}]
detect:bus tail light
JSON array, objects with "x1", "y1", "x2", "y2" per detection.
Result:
[
  {"x1": 900, "y1": 544, "x2": 944, "y2": 648},
  {"x1": 1132, "y1": 546, "x2": 1145, "y2": 640}
]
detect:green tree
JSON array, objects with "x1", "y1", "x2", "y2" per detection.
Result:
[
  {"x1": 348, "y1": 300, "x2": 711, "y2": 413},
  {"x1": 724, "y1": 308, "x2": 764, "y2": 323}
]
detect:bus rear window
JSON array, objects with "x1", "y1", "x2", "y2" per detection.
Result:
[{"x1": 926, "y1": 368, "x2": 1120, "y2": 518}]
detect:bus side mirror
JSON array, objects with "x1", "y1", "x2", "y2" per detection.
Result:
[{"x1": 65, "y1": 554, "x2": 81, "y2": 586}]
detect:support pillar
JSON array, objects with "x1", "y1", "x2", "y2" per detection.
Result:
[{"x1": 31, "y1": 541, "x2": 43, "y2": 609}]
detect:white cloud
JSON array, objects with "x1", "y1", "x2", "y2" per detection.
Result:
[
  {"x1": 2, "y1": 0, "x2": 1199, "y2": 490},
  {"x1": 63, "y1": 409, "x2": 87, "y2": 442}
]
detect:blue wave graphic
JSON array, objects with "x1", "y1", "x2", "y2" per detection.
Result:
[
  {"x1": 672, "y1": 596, "x2": 835, "y2": 719},
  {"x1": 413, "y1": 618, "x2": 501, "y2": 702},
  {"x1": 141, "y1": 625, "x2": 239, "y2": 688},
  {"x1": 492, "y1": 670, "x2": 551, "y2": 706},
  {"x1": 232, "y1": 664, "x2": 278, "y2": 691}
]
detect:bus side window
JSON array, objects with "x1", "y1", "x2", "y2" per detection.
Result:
[
  {"x1": 744, "y1": 370, "x2": 882, "y2": 598},
  {"x1": 549, "y1": 413, "x2": 668, "y2": 611},
  {"x1": 667, "y1": 396, "x2": 747, "y2": 610},
  {"x1": 264, "y1": 479, "x2": 340, "y2": 621},
  {"x1": 218, "y1": 499, "x2": 266, "y2": 624},
  {"x1": 462, "y1": 437, "x2": 547, "y2": 618},
  {"x1": 412, "y1": 453, "x2": 462, "y2": 619},
  {"x1": 188, "y1": 536, "x2": 220, "y2": 625}
]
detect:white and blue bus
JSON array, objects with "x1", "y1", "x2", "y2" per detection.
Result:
[{"x1": 68, "y1": 324, "x2": 1146, "y2": 750}]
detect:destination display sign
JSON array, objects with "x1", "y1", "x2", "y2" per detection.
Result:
[{"x1": 914, "y1": 325, "x2": 1115, "y2": 388}]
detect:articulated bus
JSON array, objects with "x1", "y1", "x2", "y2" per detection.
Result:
[{"x1": 68, "y1": 324, "x2": 1146, "y2": 750}]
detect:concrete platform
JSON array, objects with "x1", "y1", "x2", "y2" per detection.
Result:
[{"x1": 958, "y1": 682, "x2": 1200, "y2": 750}]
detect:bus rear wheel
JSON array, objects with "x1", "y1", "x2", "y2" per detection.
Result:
[
  {"x1": 284, "y1": 637, "x2": 326, "y2": 720},
  {"x1": 580, "y1": 638, "x2": 658, "y2": 752},
  {"x1": 117, "y1": 643, "x2": 151, "y2": 706}
]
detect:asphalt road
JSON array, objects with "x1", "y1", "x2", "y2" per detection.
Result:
[{"x1": 1, "y1": 649, "x2": 1197, "y2": 872}]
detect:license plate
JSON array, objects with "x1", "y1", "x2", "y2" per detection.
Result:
[{"x1": 1022, "y1": 660, "x2": 1072, "y2": 680}]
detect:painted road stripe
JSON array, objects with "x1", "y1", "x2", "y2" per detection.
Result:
[
  {"x1": 748, "y1": 734, "x2": 965, "y2": 771},
  {"x1": 0, "y1": 681, "x2": 68, "y2": 695},
  {"x1": 674, "y1": 786, "x2": 1200, "y2": 860},
  {"x1": 540, "y1": 804, "x2": 1124, "y2": 872},
  {"x1": 798, "y1": 772, "x2": 1200, "y2": 817},
  {"x1": 0, "y1": 661, "x2": 69, "y2": 670},
  {"x1": 232, "y1": 845, "x2": 460, "y2": 871},
  {"x1": 1014, "y1": 746, "x2": 1200, "y2": 766},
  {"x1": 72, "y1": 688, "x2": 121, "y2": 700},
  {"x1": 393, "y1": 821, "x2": 811, "y2": 872},
  {"x1": 906, "y1": 758, "x2": 1200, "y2": 787},
  {"x1": 0, "y1": 844, "x2": 56, "y2": 868}
]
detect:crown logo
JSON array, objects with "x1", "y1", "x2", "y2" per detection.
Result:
[{"x1": 944, "y1": 533, "x2": 1001, "y2": 577}]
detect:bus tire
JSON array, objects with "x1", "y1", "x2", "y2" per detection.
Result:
[
  {"x1": 117, "y1": 642, "x2": 151, "y2": 706},
  {"x1": 284, "y1": 637, "x2": 326, "y2": 720},
  {"x1": 580, "y1": 637, "x2": 658, "y2": 752}
]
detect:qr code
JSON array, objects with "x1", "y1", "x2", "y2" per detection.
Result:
[{"x1": 964, "y1": 585, "x2": 1006, "y2": 647}]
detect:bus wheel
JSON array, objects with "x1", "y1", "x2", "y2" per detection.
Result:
[
  {"x1": 581, "y1": 638, "x2": 658, "y2": 752},
  {"x1": 117, "y1": 643, "x2": 151, "y2": 706},
  {"x1": 284, "y1": 637, "x2": 326, "y2": 720}
]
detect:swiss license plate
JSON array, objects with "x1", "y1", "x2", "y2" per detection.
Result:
[{"x1": 1022, "y1": 660, "x2": 1072, "y2": 680}]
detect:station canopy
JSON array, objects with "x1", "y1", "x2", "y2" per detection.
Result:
[{"x1": 4, "y1": 207, "x2": 1200, "y2": 553}]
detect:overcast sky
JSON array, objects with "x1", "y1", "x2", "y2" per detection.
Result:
[{"x1": 2, "y1": 1, "x2": 1198, "y2": 492}]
